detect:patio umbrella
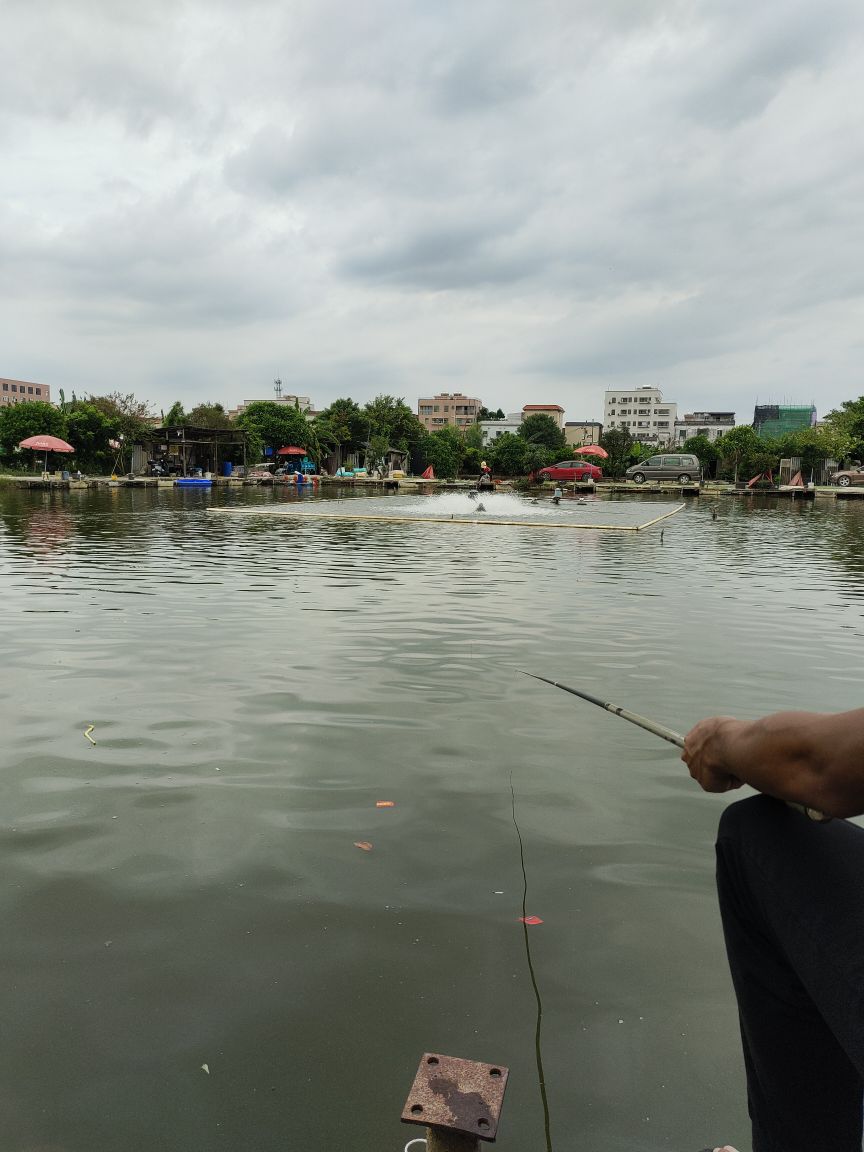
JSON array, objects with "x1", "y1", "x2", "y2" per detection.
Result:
[
  {"x1": 574, "y1": 444, "x2": 608, "y2": 459},
  {"x1": 19, "y1": 434, "x2": 75, "y2": 473},
  {"x1": 276, "y1": 446, "x2": 306, "y2": 455}
]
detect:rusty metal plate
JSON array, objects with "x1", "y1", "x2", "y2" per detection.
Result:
[{"x1": 401, "y1": 1052, "x2": 509, "y2": 1141}]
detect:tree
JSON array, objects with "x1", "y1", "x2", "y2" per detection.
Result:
[
  {"x1": 780, "y1": 425, "x2": 852, "y2": 476},
  {"x1": 0, "y1": 401, "x2": 67, "y2": 460},
  {"x1": 420, "y1": 425, "x2": 466, "y2": 479},
  {"x1": 682, "y1": 435, "x2": 720, "y2": 478},
  {"x1": 361, "y1": 395, "x2": 426, "y2": 451},
  {"x1": 164, "y1": 401, "x2": 186, "y2": 427},
  {"x1": 316, "y1": 398, "x2": 367, "y2": 466},
  {"x1": 488, "y1": 432, "x2": 529, "y2": 476},
  {"x1": 235, "y1": 401, "x2": 312, "y2": 463},
  {"x1": 825, "y1": 397, "x2": 864, "y2": 443},
  {"x1": 65, "y1": 403, "x2": 113, "y2": 472},
  {"x1": 599, "y1": 427, "x2": 634, "y2": 477},
  {"x1": 716, "y1": 425, "x2": 762, "y2": 483},
  {"x1": 478, "y1": 407, "x2": 505, "y2": 421},
  {"x1": 87, "y1": 392, "x2": 154, "y2": 443},
  {"x1": 187, "y1": 402, "x2": 233, "y2": 429},
  {"x1": 518, "y1": 412, "x2": 567, "y2": 456}
]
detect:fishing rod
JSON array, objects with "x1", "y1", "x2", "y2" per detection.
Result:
[{"x1": 520, "y1": 672, "x2": 828, "y2": 822}]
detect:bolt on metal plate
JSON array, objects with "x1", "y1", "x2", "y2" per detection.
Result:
[{"x1": 401, "y1": 1053, "x2": 509, "y2": 1141}]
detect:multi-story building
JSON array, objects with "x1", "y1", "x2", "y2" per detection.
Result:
[
  {"x1": 674, "y1": 411, "x2": 736, "y2": 444},
  {"x1": 229, "y1": 394, "x2": 312, "y2": 421},
  {"x1": 753, "y1": 404, "x2": 816, "y2": 437},
  {"x1": 0, "y1": 377, "x2": 52, "y2": 407},
  {"x1": 522, "y1": 403, "x2": 565, "y2": 428},
  {"x1": 479, "y1": 412, "x2": 523, "y2": 445},
  {"x1": 417, "y1": 392, "x2": 482, "y2": 430},
  {"x1": 564, "y1": 421, "x2": 603, "y2": 448},
  {"x1": 604, "y1": 388, "x2": 677, "y2": 444}
]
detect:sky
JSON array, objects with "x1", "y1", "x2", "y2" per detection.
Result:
[{"x1": 2, "y1": 0, "x2": 863, "y2": 424}]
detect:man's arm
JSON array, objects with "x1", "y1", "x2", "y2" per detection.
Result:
[{"x1": 682, "y1": 708, "x2": 864, "y2": 819}]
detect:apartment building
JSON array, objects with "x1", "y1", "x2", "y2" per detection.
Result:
[
  {"x1": 0, "y1": 377, "x2": 52, "y2": 407},
  {"x1": 674, "y1": 411, "x2": 735, "y2": 444},
  {"x1": 604, "y1": 388, "x2": 677, "y2": 444},
  {"x1": 417, "y1": 392, "x2": 482, "y2": 430}
]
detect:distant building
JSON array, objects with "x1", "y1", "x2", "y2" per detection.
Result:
[
  {"x1": 674, "y1": 411, "x2": 736, "y2": 444},
  {"x1": 753, "y1": 404, "x2": 817, "y2": 437},
  {"x1": 522, "y1": 403, "x2": 565, "y2": 428},
  {"x1": 565, "y1": 421, "x2": 603, "y2": 448},
  {"x1": 604, "y1": 387, "x2": 677, "y2": 444},
  {"x1": 479, "y1": 412, "x2": 523, "y2": 445},
  {"x1": 1, "y1": 377, "x2": 51, "y2": 407},
  {"x1": 229, "y1": 394, "x2": 312, "y2": 421},
  {"x1": 417, "y1": 392, "x2": 482, "y2": 430}
]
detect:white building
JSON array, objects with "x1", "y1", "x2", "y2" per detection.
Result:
[
  {"x1": 604, "y1": 388, "x2": 677, "y2": 445},
  {"x1": 479, "y1": 412, "x2": 523, "y2": 445},
  {"x1": 674, "y1": 411, "x2": 736, "y2": 444}
]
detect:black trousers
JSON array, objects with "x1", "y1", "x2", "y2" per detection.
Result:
[{"x1": 716, "y1": 795, "x2": 864, "y2": 1152}]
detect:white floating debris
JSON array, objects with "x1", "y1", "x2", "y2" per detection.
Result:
[{"x1": 201, "y1": 1064, "x2": 210, "y2": 1075}]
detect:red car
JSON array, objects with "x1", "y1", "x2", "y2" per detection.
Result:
[{"x1": 538, "y1": 459, "x2": 602, "y2": 482}]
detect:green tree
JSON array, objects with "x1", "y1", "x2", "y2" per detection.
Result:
[
  {"x1": 518, "y1": 412, "x2": 567, "y2": 455},
  {"x1": 65, "y1": 403, "x2": 113, "y2": 472},
  {"x1": 488, "y1": 432, "x2": 529, "y2": 476},
  {"x1": 825, "y1": 396, "x2": 864, "y2": 443},
  {"x1": 316, "y1": 398, "x2": 367, "y2": 465},
  {"x1": 716, "y1": 425, "x2": 762, "y2": 483},
  {"x1": 164, "y1": 401, "x2": 186, "y2": 427},
  {"x1": 235, "y1": 401, "x2": 312, "y2": 463},
  {"x1": 0, "y1": 401, "x2": 68, "y2": 460},
  {"x1": 421, "y1": 425, "x2": 467, "y2": 479},
  {"x1": 186, "y1": 402, "x2": 233, "y2": 429},
  {"x1": 361, "y1": 395, "x2": 426, "y2": 451},
  {"x1": 599, "y1": 427, "x2": 634, "y2": 477},
  {"x1": 779, "y1": 425, "x2": 851, "y2": 476},
  {"x1": 682, "y1": 435, "x2": 720, "y2": 478},
  {"x1": 478, "y1": 406, "x2": 505, "y2": 421}
]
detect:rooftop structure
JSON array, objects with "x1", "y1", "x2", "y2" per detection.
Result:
[
  {"x1": 1, "y1": 377, "x2": 51, "y2": 407},
  {"x1": 229, "y1": 394, "x2": 312, "y2": 421}
]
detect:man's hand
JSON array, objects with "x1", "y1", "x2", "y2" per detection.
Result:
[{"x1": 683, "y1": 717, "x2": 746, "y2": 794}]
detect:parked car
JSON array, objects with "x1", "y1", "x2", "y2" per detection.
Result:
[
  {"x1": 538, "y1": 460, "x2": 603, "y2": 482},
  {"x1": 830, "y1": 467, "x2": 864, "y2": 487},
  {"x1": 625, "y1": 453, "x2": 701, "y2": 484}
]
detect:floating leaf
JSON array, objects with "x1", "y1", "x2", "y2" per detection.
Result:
[
  {"x1": 354, "y1": 841, "x2": 373, "y2": 852},
  {"x1": 520, "y1": 915, "x2": 544, "y2": 926},
  {"x1": 375, "y1": 801, "x2": 395, "y2": 808}
]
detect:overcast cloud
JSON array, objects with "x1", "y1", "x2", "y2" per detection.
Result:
[{"x1": 2, "y1": 0, "x2": 863, "y2": 421}]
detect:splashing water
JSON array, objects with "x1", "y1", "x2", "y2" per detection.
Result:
[{"x1": 396, "y1": 491, "x2": 579, "y2": 518}]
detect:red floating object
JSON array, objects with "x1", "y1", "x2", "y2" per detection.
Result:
[
  {"x1": 520, "y1": 915, "x2": 544, "y2": 925},
  {"x1": 375, "y1": 800, "x2": 395, "y2": 808}
]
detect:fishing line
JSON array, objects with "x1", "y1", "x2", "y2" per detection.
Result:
[{"x1": 510, "y1": 770, "x2": 553, "y2": 1152}]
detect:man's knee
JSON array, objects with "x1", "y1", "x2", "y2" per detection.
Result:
[{"x1": 717, "y1": 793, "x2": 784, "y2": 845}]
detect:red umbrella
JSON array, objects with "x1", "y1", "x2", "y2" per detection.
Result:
[
  {"x1": 574, "y1": 444, "x2": 608, "y2": 459},
  {"x1": 276, "y1": 446, "x2": 307, "y2": 456},
  {"x1": 19, "y1": 434, "x2": 75, "y2": 473}
]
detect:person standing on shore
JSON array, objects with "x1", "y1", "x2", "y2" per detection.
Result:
[{"x1": 683, "y1": 707, "x2": 864, "y2": 1152}]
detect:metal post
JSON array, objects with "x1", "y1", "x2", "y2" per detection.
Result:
[
  {"x1": 402, "y1": 1053, "x2": 508, "y2": 1150},
  {"x1": 426, "y1": 1126, "x2": 480, "y2": 1151}
]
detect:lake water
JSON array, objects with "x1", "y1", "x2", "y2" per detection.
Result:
[{"x1": 1, "y1": 484, "x2": 863, "y2": 1152}]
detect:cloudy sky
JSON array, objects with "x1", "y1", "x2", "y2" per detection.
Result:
[{"x1": 3, "y1": 0, "x2": 863, "y2": 422}]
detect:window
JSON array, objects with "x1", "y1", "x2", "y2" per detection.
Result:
[
  {"x1": 35, "y1": 388, "x2": 41, "y2": 396},
  {"x1": 656, "y1": 408, "x2": 669, "y2": 415},
  {"x1": 28, "y1": 387, "x2": 33, "y2": 394},
  {"x1": 443, "y1": 406, "x2": 449, "y2": 413},
  {"x1": 2, "y1": 383, "x2": 7, "y2": 391},
  {"x1": 638, "y1": 409, "x2": 650, "y2": 415},
  {"x1": 11, "y1": 384, "x2": 17, "y2": 392},
  {"x1": 433, "y1": 406, "x2": 439, "y2": 413}
]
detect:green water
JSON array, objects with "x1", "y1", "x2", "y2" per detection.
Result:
[{"x1": 1, "y1": 484, "x2": 863, "y2": 1152}]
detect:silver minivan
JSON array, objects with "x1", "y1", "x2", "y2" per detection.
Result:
[{"x1": 625, "y1": 453, "x2": 701, "y2": 484}]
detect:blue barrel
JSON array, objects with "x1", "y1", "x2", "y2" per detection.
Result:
[{"x1": 222, "y1": 461, "x2": 233, "y2": 477}]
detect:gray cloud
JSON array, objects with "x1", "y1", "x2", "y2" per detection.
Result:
[{"x1": 1, "y1": 0, "x2": 863, "y2": 421}]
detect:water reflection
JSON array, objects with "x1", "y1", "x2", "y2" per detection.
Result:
[{"x1": 1, "y1": 486, "x2": 863, "y2": 1151}]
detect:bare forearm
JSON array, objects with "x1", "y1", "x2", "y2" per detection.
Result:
[{"x1": 685, "y1": 709, "x2": 864, "y2": 818}]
